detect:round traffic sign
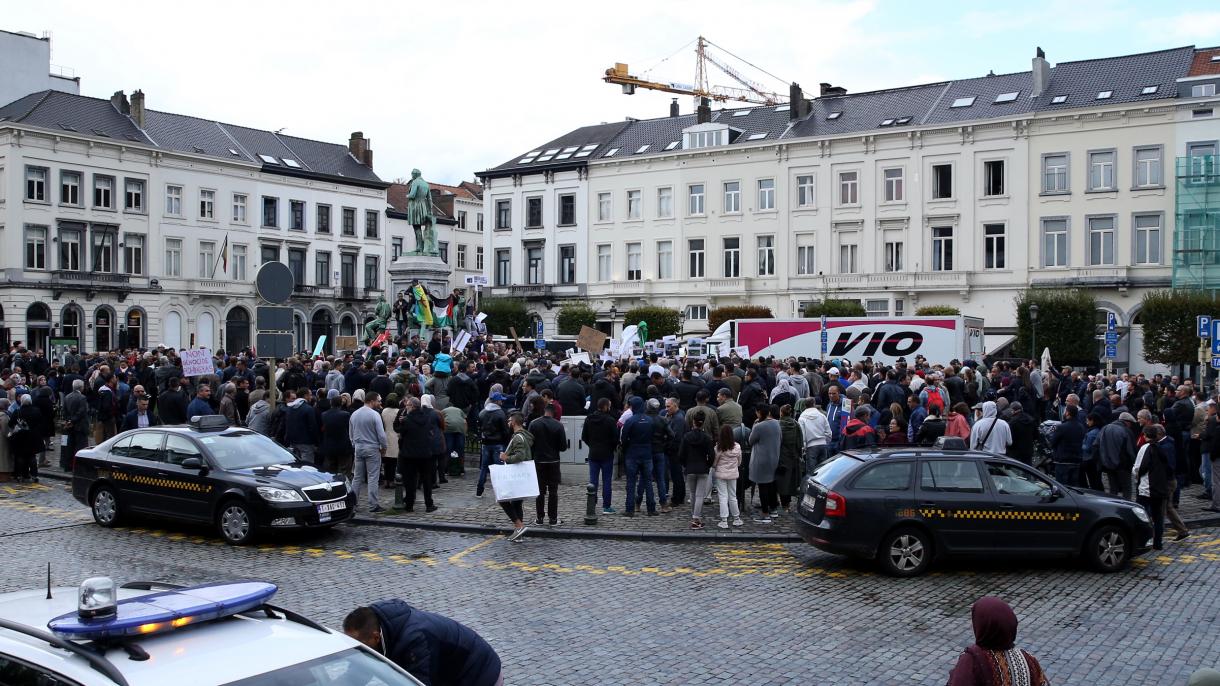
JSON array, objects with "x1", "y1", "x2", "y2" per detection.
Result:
[{"x1": 255, "y1": 261, "x2": 295, "y2": 304}]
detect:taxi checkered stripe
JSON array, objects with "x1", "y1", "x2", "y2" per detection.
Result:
[
  {"x1": 918, "y1": 508, "x2": 1080, "y2": 522},
  {"x1": 110, "y1": 471, "x2": 213, "y2": 493}
]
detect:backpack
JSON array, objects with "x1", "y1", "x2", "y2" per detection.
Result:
[{"x1": 925, "y1": 388, "x2": 946, "y2": 415}]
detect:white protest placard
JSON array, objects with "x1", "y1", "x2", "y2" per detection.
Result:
[
  {"x1": 679, "y1": 345, "x2": 688, "y2": 358},
  {"x1": 565, "y1": 351, "x2": 592, "y2": 366},
  {"x1": 181, "y1": 348, "x2": 214, "y2": 377},
  {"x1": 732, "y1": 345, "x2": 750, "y2": 359},
  {"x1": 475, "y1": 312, "x2": 488, "y2": 324},
  {"x1": 663, "y1": 334, "x2": 677, "y2": 344},
  {"x1": 719, "y1": 343, "x2": 731, "y2": 358},
  {"x1": 452, "y1": 329, "x2": 471, "y2": 352},
  {"x1": 618, "y1": 325, "x2": 638, "y2": 358}
]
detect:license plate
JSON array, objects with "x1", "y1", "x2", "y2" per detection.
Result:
[
  {"x1": 801, "y1": 493, "x2": 819, "y2": 511},
  {"x1": 317, "y1": 501, "x2": 346, "y2": 514}
]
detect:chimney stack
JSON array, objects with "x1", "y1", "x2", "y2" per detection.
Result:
[
  {"x1": 348, "y1": 131, "x2": 373, "y2": 167},
  {"x1": 819, "y1": 82, "x2": 848, "y2": 97},
  {"x1": 110, "y1": 90, "x2": 129, "y2": 115},
  {"x1": 1031, "y1": 47, "x2": 1051, "y2": 98},
  {"x1": 696, "y1": 97, "x2": 711, "y2": 124},
  {"x1": 130, "y1": 90, "x2": 146, "y2": 129},
  {"x1": 669, "y1": 98, "x2": 679, "y2": 118},
  {"x1": 788, "y1": 82, "x2": 811, "y2": 121}
]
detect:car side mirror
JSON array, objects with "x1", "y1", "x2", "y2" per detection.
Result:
[
  {"x1": 1048, "y1": 486, "x2": 1064, "y2": 500},
  {"x1": 181, "y1": 457, "x2": 204, "y2": 470}
]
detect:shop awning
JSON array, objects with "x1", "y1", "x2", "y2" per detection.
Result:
[{"x1": 985, "y1": 334, "x2": 1017, "y2": 355}]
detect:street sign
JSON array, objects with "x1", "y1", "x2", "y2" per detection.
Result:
[
  {"x1": 534, "y1": 319, "x2": 545, "y2": 350},
  {"x1": 1104, "y1": 332, "x2": 1119, "y2": 345},
  {"x1": 1212, "y1": 357, "x2": 1220, "y2": 370},
  {"x1": 1106, "y1": 311, "x2": 1117, "y2": 333},
  {"x1": 256, "y1": 306, "x2": 294, "y2": 332},
  {"x1": 1199, "y1": 315, "x2": 1213, "y2": 339},
  {"x1": 256, "y1": 333, "x2": 294, "y2": 359},
  {"x1": 464, "y1": 275, "x2": 489, "y2": 286},
  {"x1": 254, "y1": 262, "x2": 295, "y2": 304},
  {"x1": 1212, "y1": 320, "x2": 1220, "y2": 355},
  {"x1": 1104, "y1": 344, "x2": 1118, "y2": 359},
  {"x1": 820, "y1": 315, "x2": 828, "y2": 356}
]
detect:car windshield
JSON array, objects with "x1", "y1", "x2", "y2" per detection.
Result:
[
  {"x1": 808, "y1": 455, "x2": 860, "y2": 488},
  {"x1": 222, "y1": 647, "x2": 421, "y2": 686},
  {"x1": 198, "y1": 431, "x2": 297, "y2": 470}
]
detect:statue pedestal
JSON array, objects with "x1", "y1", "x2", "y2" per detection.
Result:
[{"x1": 388, "y1": 254, "x2": 450, "y2": 304}]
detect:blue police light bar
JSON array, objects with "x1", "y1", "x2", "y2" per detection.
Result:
[{"x1": 47, "y1": 581, "x2": 277, "y2": 640}]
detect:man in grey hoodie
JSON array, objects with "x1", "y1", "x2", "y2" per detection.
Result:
[
  {"x1": 325, "y1": 363, "x2": 345, "y2": 395},
  {"x1": 245, "y1": 391, "x2": 273, "y2": 436},
  {"x1": 970, "y1": 401, "x2": 1012, "y2": 454}
]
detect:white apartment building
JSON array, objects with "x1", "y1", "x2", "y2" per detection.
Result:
[
  {"x1": 0, "y1": 28, "x2": 79, "y2": 108},
  {"x1": 0, "y1": 88, "x2": 389, "y2": 356},
  {"x1": 482, "y1": 46, "x2": 1220, "y2": 370}
]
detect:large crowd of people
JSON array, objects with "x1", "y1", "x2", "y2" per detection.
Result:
[{"x1": 0, "y1": 335, "x2": 1214, "y2": 548}]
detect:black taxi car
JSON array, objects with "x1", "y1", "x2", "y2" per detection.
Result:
[
  {"x1": 794, "y1": 448, "x2": 1153, "y2": 576},
  {"x1": 72, "y1": 415, "x2": 356, "y2": 544}
]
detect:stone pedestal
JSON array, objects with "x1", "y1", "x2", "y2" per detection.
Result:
[{"x1": 387, "y1": 254, "x2": 451, "y2": 303}]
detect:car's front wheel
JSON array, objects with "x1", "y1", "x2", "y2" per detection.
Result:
[
  {"x1": 91, "y1": 486, "x2": 122, "y2": 527},
  {"x1": 878, "y1": 527, "x2": 933, "y2": 577},
  {"x1": 1086, "y1": 524, "x2": 1130, "y2": 573},
  {"x1": 217, "y1": 500, "x2": 256, "y2": 545}
]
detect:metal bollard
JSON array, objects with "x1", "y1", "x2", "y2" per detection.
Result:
[
  {"x1": 584, "y1": 483, "x2": 598, "y2": 525},
  {"x1": 393, "y1": 474, "x2": 405, "y2": 510}
]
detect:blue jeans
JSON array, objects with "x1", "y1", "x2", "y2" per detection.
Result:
[
  {"x1": 626, "y1": 456, "x2": 656, "y2": 513},
  {"x1": 444, "y1": 432, "x2": 465, "y2": 474},
  {"x1": 477, "y1": 443, "x2": 503, "y2": 494},
  {"x1": 636, "y1": 452, "x2": 669, "y2": 504},
  {"x1": 1202, "y1": 452, "x2": 1213, "y2": 496},
  {"x1": 589, "y1": 459, "x2": 614, "y2": 508},
  {"x1": 804, "y1": 445, "x2": 829, "y2": 477},
  {"x1": 1054, "y1": 462, "x2": 1080, "y2": 487}
]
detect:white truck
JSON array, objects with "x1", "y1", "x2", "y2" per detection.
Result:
[{"x1": 709, "y1": 315, "x2": 985, "y2": 365}]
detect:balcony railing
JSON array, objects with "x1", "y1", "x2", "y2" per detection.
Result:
[{"x1": 52, "y1": 270, "x2": 130, "y2": 285}]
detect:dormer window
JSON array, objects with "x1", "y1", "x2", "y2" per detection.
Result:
[
  {"x1": 1096, "y1": 90, "x2": 1112, "y2": 100},
  {"x1": 1051, "y1": 95, "x2": 1068, "y2": 104},
  {"x1": 683, "y1": 123, "x2": 729, "y2": 150},
  {"x1": 1141, "y1": 85, "x2": 1158, "y2": 95}
]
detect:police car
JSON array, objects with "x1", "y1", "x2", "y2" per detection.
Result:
[
  {"x1": 794, "y1": 448, "x2": 1154, "y2": 577},
  {"x1": 0, "y1": 576, "x2": 424, "y2": 685},
  {"x1": 72, "y1": 416, "x2": 356, "y2": 544}
]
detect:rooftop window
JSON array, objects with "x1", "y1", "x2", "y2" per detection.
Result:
[
  {"x1": 775, "y1": 105, "x2": 790, "y2": 112},
  {"x1": 527, "y1": 150, "x2": 541, "y2": 156},
  {"x1": 57, "y1": 122, "x2": 77, "y2": 131},
  {"x1": 192, "y1": 146, "x2": 205, "y2": 153},
  {"x1": 92, "y1": 128, "x2": 111, "y2": 137},
  {"x1": 1212, "y1": 55, "x2": 1220, "y2": 63},
  {"x1": 895, "y1": 116, "x2": 912, "y2": 124},
  {"x1": 536, "y1": 154, "x2": 554, "y2": 162},
  {"x1": 257, "y1": 154, "x2": 280, "y2": 164},
  {"x1": 993, "y1": 91, "x2": 1019, "y2": 103},
  {"x1": 664, "y1": 141, "x2": 679, "y2": 150},
  {"x1": 574, "y1": 151, "x2": 592, "y2": 158},
  {"x1": 635, "y1": 144, "x2": 650, "y2": 154},
  {"x1": 555, "y1": 153, "x2": 573, "y2": 160},
  {"x1": 518, "y1": 157, "x2": 536, "y2": 164},
  {"x1": 561, "y1": 146, "x2": 578, "y2": 153},
  {"x1": 746, "y1": 132, "x2": 767, "y2": 140},
  {"x1": 827, "y1": 112, "x2": 842, "y2": 120},
  {"x1": 282, "y1": 158, "x2": 301, "y2": 168},
  {"x1": 880, "y1": 118, "x2": 894, "y2": 126},
  {"x1": 732, "y1": 109, "x2": 752, "y2": 117},
  {"x1": 950, "y1": 96, "x2": 976, "y2": 108},
  {"x1": 603, "y1": 148, "x2": 620, "y2": 157},
  {"x1": 1141, "y1": 85, "x2": 1159, "y2": 95},
  {"x1": 580, "y1": 144, "x2": 598, "y2": 151},
  {"x1": 543, "y1": 149, "x2": 559, "y2": 155},
  {"x1": 228, "y1": 148, "x2": 241, "y2": 156},
  {"x1": 1051, "y1": 95, "x2": 1068, "y2": 104},
  {"x1": 1096, "y1": 90, "x2": 1112, "y2": 100}
]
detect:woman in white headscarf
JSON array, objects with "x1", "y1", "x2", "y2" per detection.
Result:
[{"x1": 769, "y1": 377, "x2": 796, "y2": 407}]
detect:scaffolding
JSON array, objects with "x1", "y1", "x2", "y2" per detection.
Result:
[{"x1": 1172, "y1": 155, "x2": 1220, "y2": 291}]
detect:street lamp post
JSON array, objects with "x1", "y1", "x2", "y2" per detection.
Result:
[
  {"x1": 1029, "y1": 304, "x2": 1039, "y2": 362},
  {"x1": 609, "y1": 305, "x2": 617, "y2": 337}
]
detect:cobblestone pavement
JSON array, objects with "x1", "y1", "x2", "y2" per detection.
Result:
[{"x1": 3, "y1": 482, "x2": 1219, "y2": 685}]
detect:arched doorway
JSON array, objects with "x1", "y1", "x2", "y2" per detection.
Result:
[
  {"x1": 225, "y1": 307, "x2": 251, "y2": 353},
  {"x1": 94, "y1": 307, "x2": 113, "y2": 352},
  {"x1": 26, "y1": 303, "x2": 51, "y2": 354},
  {"x1": 60, "y1": 304, "x2": 83, "y2": 350},
  {"x1": 125, "y1": 309, "x2": 145, "y2": 349},
  {"x1": 339, "y1": 314, "x2": 356, "y2": 337},
  {"x1": 164, "y1": 311, "x2": 183, "y2": 350},
  {"x1": 311, "y1": 310, "x2": 334, "y2": 355},
  {"x1": 197, "y1": 312, "x2": 215, "y2": 350}
]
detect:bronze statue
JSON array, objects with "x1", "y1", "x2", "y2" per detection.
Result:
[
  {"x1": 406, "y1": 169, "x2": 438, "y2": 256},
  {"x1": 363, "y1": 294, "x2": 393, "y2": 345}
]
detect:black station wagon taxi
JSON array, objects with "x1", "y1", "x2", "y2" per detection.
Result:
[
  {"x1": 72, "y1": 415, "x2": 356, "y2": 544},
  {"x1": 794, "y1": 448, "x2": 1153, "y2": 576}
]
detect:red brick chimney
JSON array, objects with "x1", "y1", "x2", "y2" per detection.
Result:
[{"x1": 348, "y1": 131, "x2": 373, "y2": 167}]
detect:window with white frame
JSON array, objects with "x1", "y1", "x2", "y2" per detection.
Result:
[
  {"x1": 559, "y1": 245, "x2": 575, "y2": 284},
  {"x1": 866, "y1": 299, "x2": 889, "y2": 317},
  {"x1": 1192, "y1": 83, "x2": 1217, "y2": 98},
  {"x1": 233, "y1": 193, "x2": 248, "y2": 223},
  {"x1": 757, "y1": 178, "x2": 775, "y2": 210},
  {"x1": 457, "y1": 244, "x2": 468, "y2": 269},
  {"x1": 686, "y1": 305, "x2": 708, "y2": 321},
  {"x1": 838, "y1": 171, "x2": 859, "y2": 205},
  {"x1": 124, "y1": 179, "x2": 144, "y2": 212},
  {"x1": 894, "y1": 298, "x2": 905, "y2": 316},
  {"x1": 24, "y1": 226, "x2": 47, "y2": 269},
  {"x1": 525, "y1": 197, "x2": 542, "y2": 228},
  {"x1": 931, "y1": 164, "x2": 952, "y2": 199},
  {"x1": 796, "y1": 174, "x2": 815, "y2": 207},
  {"x1": 839, "y1": 241, "x2": 858, "y2": 274},
  {"x1": 365, "y1": 256, "x2": 380, "y2": 289},
  {"x1": 1134, "y1": 147, "x2": 1162, "y2": 187},
  {"x1": 597, "y1": 192, "x2": 612, "y2": 221},
  {"x1": 93, "y1": 176, "x2": 114, "y2": 209},
  {"x1": 91, "y1": 231, "x2": 115, "y2": 272},
  {"x1": 1042, "y1": 154, "x2": 1068, "y2": 193},
  {"x1": 883, "y1": 168, "x2": 904, "y2": 202},
  {"x1": 1088, "y1": 216, "x2": 1116, "y2": 265},
  {"x1": 756, "y1": 235, "x2": 775, "y2": 276},
  {"x1": 391, "y1": 237, "x2": 403, "y2": 260},
  {"x1": 557, "y1": 195, "x2": 574, "y2": 226},
  {"x1": 884, "y1": 238, "x2": 903, "y2": 272},
  {"x1": 60, "y1": 228, "x2": 82, "y2": 271},
  {"x1": 477, "y1": 213, "x2": 484, "y2": 232},
  {"x1": 657, "y1": 240, "x2": 673, "y2": 279},
  {"x1": 458, "y1": 209, "x2": 469, "y2": 229},
  {"x1": 627, "y1": 190, "x2": 641, "y2": 219},
  {"x1": 723, "y1": 237, "x2": 741, "y2": 277},
  {"x1": 983, "y1": 223, "x2": 1006, "y2": 269},
  {"x1": 166, "y1": 185, "x2": 184, "y2": 216},
  {"x1": 1042, "y1": 218, "x2": 1068, "y2": 267},
  {"x1": 1088, "y1": 150, "x2": 1116, "y2": 191},
  {"x1": 626, "y1": 242, "x2": 642, "y2": 280},
  {"x1": 597, "y1": 244, "x2": 612, "y2": 281},
  {"x1": 657, "y1": 187, "x2": 673, "y2": 218},
  {"x1": 495, "y1": 200, "x2": 511, "y2": 229},
  {"x1": 983, "y1": 160, "x2": 1005, "y2": 196},
  {"x1": 316, "y1": 203, "x2": 330, "y2": 233},
  {"x1": 525, "y1": 245, "x2": 543, "y2": 284},
  {"x1": 25, "y1": 167, "x2": 47, "y2": 201},
  {"x1": 688, "y1": 238, "x2": 705, "y2": 278},
  {"x1": 60, "y1": 171, "x2": 81, "y2": 206},
  {"x1": 232, "y1": 244, "x2": 247, "y2": 281},
  {"x1": 123, "y1": 234, "x2": 144, "y2": 275},
  {"x1": 315, "y1": 252, "x2": 330, "y2": 287},
  {"x1": 496, "y1": 248, "x2": 511, "y2": 285},
  {"x1": 199, "y1": 240, "x2": 216, "y2": 278},
  {"x1": 723, "y1": 182, "x2": 741, "y2": 213},
  {"x1": 164, "y1": 238, "x2": 182, "y2": 277},
  {"x1": 1134, "y1": 214, "x2": 1161, "y2": 264},
  {"x1": 200, "y1": 189, "x2": 215, "y2": 219},
  {"x1": 689, "y1": 184, "x2": 705, "y2": 215},
  {"x1": 476, "y1": 246, "x2": 484, "y2": 271},
  {"x1": 796, "y1": 235, "x2": 815, "y2": 275},
  {"x1": 931, "y1": 226, "x2": 954, "y2": 271}
]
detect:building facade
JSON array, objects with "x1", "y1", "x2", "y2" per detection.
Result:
[
  {"x1": 0, "y1": 28, "x2": 79, "y2": 108},
  {"x1": 482, "y1": 46, "x2": 1220, "y2": 371},
  {"x1": 0, "y1": 89, "x2": 389, "y2": 356}
]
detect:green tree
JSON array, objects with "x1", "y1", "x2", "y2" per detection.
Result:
[
  {"x1": 477, "y1": 297, "x2": 532, "y2": 340},
  {"x1": 1013, "y1": 289, "x2": 1097, "y2": 365},
  {"x1": 915, "y1": 305, "x2": 961, "y2": 316},
  {"x1": 708, "y1": 305, "x2": 773, "y2": 332},
  {"x1": 556, "y1": 304, "x2": 598, "y2": 335},
  {"x1": 803, "y1": 300, "x2": 866, "y2": 318},
  {"x1": 1138, "y1": 290, "x2": 1214, "y2": 366},
  {"x1": 623, "y1": 306, "x2": 680, "y2": 339}
]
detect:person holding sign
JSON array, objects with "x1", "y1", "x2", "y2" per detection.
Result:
[{"x1": 499, "y1": 412, "x2": 534, "y2": 541}]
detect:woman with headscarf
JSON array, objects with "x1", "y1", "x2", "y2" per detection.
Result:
[
  {"x1": 769, "y1": 377, "x2": 796, "y2": 408},
  {"x1": 946, "y1": 596, "x2": 1049, "y2": 686},
  {"x1": 775, "y1": 404, "x2": 803, "y2": 512}
]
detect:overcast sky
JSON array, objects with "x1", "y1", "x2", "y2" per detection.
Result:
[{"x1": 8, "y1": 1, "x2": 1219, "y2": 184}]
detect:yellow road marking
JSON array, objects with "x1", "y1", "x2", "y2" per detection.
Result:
[{"x1": 447, "y1": 536, "x2": 501, "y2": 568}]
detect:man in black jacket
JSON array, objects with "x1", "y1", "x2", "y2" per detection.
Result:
[
  {"x1": 1003, "y1": 401, "x2": 1039, "y2": 466},
  {"x1": 589, "y1": 366, "x2": 620, "y2": 412},
  {"x1": 528, "y1": 403, "x2": 568, "y2": 525},
  {"x1": 344, "y1": 600, "x2": 501, "y2": 686},
  {"x1": 1050, "y1": 404, "x2": 1086, "y2": 486},
  {"x1": 475, "y1": 393, "x2": 510, "y2": 498},
  {"x1": 556, "y1": 370, "x2": 588, "y2": 416},
  {"x1": 582, "y1": 398, "x2": 619, "y2": 514},
  {"x1": 157, "y1": 377, "x2": 189, "y2": 426}
]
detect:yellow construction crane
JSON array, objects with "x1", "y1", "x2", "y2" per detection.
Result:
[{"x1": 604, "y1": 36, "x2": 789, "y2": 106}]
